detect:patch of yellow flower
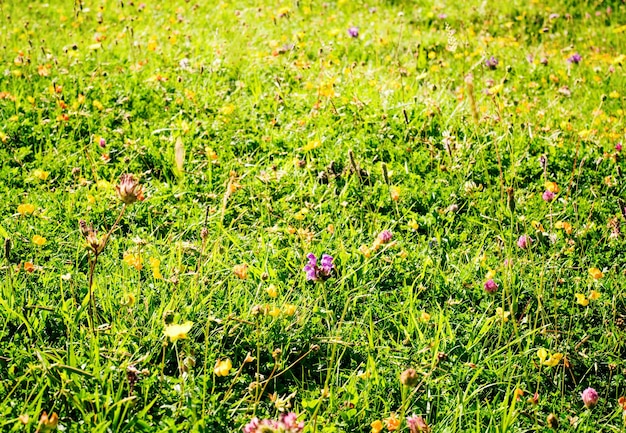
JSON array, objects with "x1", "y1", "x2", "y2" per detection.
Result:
[
  {"x1": 495, "y1": 307, "x2": 510, "y2": 322},
  {"x1": 555, "y1": 221, "x2": 573, "y2": 235},
  {"x1": 214, "y1": 358, "x2": 232, "y2": 376},
  {"x1": 266, "y1": 284, "x2": 278, "y2": 298},
  {"x1": 33, "y1": 169, "x2": 49, "y2": 180},
  {"x1": 32, "y1": 235, "x2": 47, "y2": 246},
  {"x1": 149, "y1": 257, "x2": 163, "y2": 279},
  {"x1": 588, "y1": 267, "x2": 603, "y2": 279},
  {"x1": 17, "y1": 204, "x2": 35, "y2": 215},
  {"x1": 123, "y1": 252, "x2": 143, "y2": 271},
  {"x1": 164, "y1": 321, "x2": 193, "y2": 342},
  {"x1": 545, "y1": 181, "x2": 559, "y2": 193},
  {"x1": 537, "y1": 348, "x2": 563, "y2": 367}
]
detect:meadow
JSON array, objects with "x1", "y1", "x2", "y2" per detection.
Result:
[{"x1": 1, "y1": 0, "x2": 626, "y2": 431}]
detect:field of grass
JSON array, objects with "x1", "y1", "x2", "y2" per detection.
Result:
[{"x1": 1, "y1": 0, "x2": 626, "y2": 431}]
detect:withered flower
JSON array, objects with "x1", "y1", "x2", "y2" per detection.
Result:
[{"x1": 115, "y1": 174, "x2": 144, "y2": 205}]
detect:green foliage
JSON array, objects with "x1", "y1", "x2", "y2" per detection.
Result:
[{"x1": 1, "y1": 0, "x2": 626, "y2": 432}]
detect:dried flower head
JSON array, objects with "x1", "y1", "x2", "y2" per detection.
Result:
[
  {"x1": 400, "y1": 368, "x2": 420, "y2": 387},
  {"x1": 115, "y1": 174, "x2": 144, "y2": 205}
]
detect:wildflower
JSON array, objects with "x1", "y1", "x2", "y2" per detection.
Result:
[
  {"x1": 546, "y1": 413, "x2": 559, "y2": 429},
  {"x1": 582, "y1": 387, "x2": 599, "y2": 408},
  {"x1": 420, "y1": 311, "x2": 431, "y2": 322},
  {"x1": 244, "y1": 413, "x2": 303, "y2": 433},
  {"x1": 543, "y1": 352, "x2": 563, "y2": 367},
  {"x1": 99, "y1": 137, "x2": 106, "y2": 147},
  {"x1": 528, "y1": 392, "x2": 539, "y2": 405},
  {"x1": 266, "y1": 284, "x2": 278, "y2": 298},
  {"x1": 484, "y1": 279, "x2": 498, "y2": 293},
  {"x1": 544, "y1": 181, "x2": 559, "y2": 193},
  {"x1": 17, "y1": 204, "x2": 35, "y2": 215},
  {"x1": 347, "y1": 26, "x2": 359, "y2": 38},
  {"x1": 385, "y1": 413, "x2": 400, "y2": 431},
  {"x1": 33, "y1": 169, "x2": 49, "y2": 180},
  {"x1": 400, "y1": 368, "x2": 420, "y2": 387},
  {"x1": 233, "y1": 263, "x2": 248, "y2": 279},
  {"x1": 23, "y1": 262, "x2": 36, "y2": 272},
  {"x1": 514, "y1": 388, "x2": 524, "y2": 400},
  {"x1": 407, "y1": 414, "x2": 430, "y2": 433},
  {"x1": 149, "y1": 257, "x2": 163, "y2": 279},
  {"x1": 378, "y1": 230, "x2": 393, "y2": 243},
  {"x1": 408, "y1": 219, "x2": 419, "y2": 230},
  {"x1": 120, "y1": 293, "x2": 136, "y2": 307},
  {"x1": 213, "y1": 358, "x2": 232, "y2": 377},
  {"x1": 589, "y1": 290, "x2": 601, "y2": 300},
  {"x1": 575, "y1": 293, "x2": 589, "y2": 306},
  {"x1": 123, "y1": 253, "x2": 143, "y2": 271},
  {"x1": 37, "y1": 411, "x2": 58, "y2": 432},
  {"x1": 390, "y1": 186, "x2": 401, "y2": 201},
  {"x1": 516, "y1": 235, "x2": 532, "y2": 249},
  {"x1": 495, "y1": 307, "x2": 510, "y2": 322},
  {"x1": 115, "y1": 174, "x2": 144, "y2": 205},
  {"x1": 542, "y1": 190, "x2": 555, "y2": 202},
  {"x1": 485, "y1": 56, "x2": 498, "y2": 69},
  {"x1": 303, "y1": 253, "x2": 334, "y2": 281},
  {"x1": 164, "y1": 321, "x2": 193, "y2": 342},
  {"x1": 32, "y1": 235, "x2": 47, "y2": 246},
  {"x1": 283, "y1": 304, "x2": 297, "y2": 316},
  {"x1": 588, "y1": 267, "x2": 603, "y2": 279},
  {"x1": 567, "y1": 53, "x2": 582, "y2": 64},
  {"x1": 79, "y1": 220, "x2": 105, "y2": 254},
  {"x1": 370, "y1": 420, "x2": 384, "y2": 433},
  {"x1": 616, "y1": 142, "x2": 623, "y2": 152}
]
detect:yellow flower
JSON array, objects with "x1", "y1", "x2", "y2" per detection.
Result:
[
  {"x1": 495, "y1": 307, "x2": 510, "y2": 322},
  {"x1": 149, "y1": 257, "x2": 163, "y2": 279},
  {"x1": 120, "y1": 293, "x2": 136, "y2": 307},
  {"x1": 33, "y1": 169, "x2": 49, "y2": 180},
  {"x1": 390, "y1": 186, "x2": 400, "y2": 201},
  {"x1": 17, "y1": 204, "x2": 35, "y2": 215},
  {"x1": 233, "y1": 263, "x2": 248, "y2": 279},
  {"x1": 370, "y1": 420, "x2": 384, "y2": 433},
  {"x1": 123, "y1": 253, "x2": 143, "y2": 271},
  {"x1": 219, "y1": 104, "x2": 235, "y2": 115},
  {"x1": 301, "y1": 139, "x2": 322, "y2": 152},
  {"x1": 420, "y1": 311, "x2": 431, "y2": 322},
  {"x1": 543, "y1": 353, "x2": 563, "y2": 367},
  {"x1": 164, "y1": 321, "x2": 193, "y2": 342},
  {"x1": 555, "y1": 221, "x2": 573, "y2": 235},
  {"x1": 537, "y1": 348, "x2": 548, "y2": 363},
  {"x1": 268, "y1": 306, "x2": 281, "y2": 317},
  {"x1": 213, "y1": 358, "x2": 232, "y2": 376},
  {"x1": 37, "y1": 411, "x2": 58, "y2": 432},
  {"x1": 545, "y1": 181, "x2": 559, "y2": 193},
  {"x1": 588, "y1": 267, "x2": 603, "y2": 279},
  {"x1": 32, "y1": 235, "x2": 47, "y2": 246},
  {"x1": 575, "y1": 293, "x2": 589, "y2": 306},
  {"x1": 283, "y1": 304, "x2": 297, "y2": 316},
  {"x1": 531, "y1": 220, "x2": 545, "y2": 231},
  {"x1": 359, "y1": 244, "x2": 372, "y2": 257},
  {"x1": 485, "y1": 269, "x2": 496, "y2": 280},
  {"x1": 589, "y1": 290, "x2": 601, "y2": 300},
  {"x1": 408, "y1": 219, "x2": 419, "y2": 230},
  {"x1": 265, "y1": 284, "x2": 278, "y2": 298}
]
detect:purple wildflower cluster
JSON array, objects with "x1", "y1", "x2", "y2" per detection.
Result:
[
  {"x1": 567, "y1": 53, "x2": 582, "y2": 64},
  {"x1": 303, "y1": 253, "x2": 334, "y2": 281},
  {"x1": 244, "y1": 412, "x2": 304, "y2": 433},
  {"x1": 485, "y1": 56, "x2": 498, "y2": 69}
]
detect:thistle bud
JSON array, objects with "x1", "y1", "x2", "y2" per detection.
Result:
[{"x1": 115, "y1": 174, "x2": 144, "y2": 205}]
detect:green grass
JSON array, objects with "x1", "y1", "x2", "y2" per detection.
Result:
[{"x1": 1, "y1": 0, "x2": 626, "y2": 431}]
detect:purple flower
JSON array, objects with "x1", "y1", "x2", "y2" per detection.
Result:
[
  {"x1": 280, "y1": 412, "x2": 304, "y2": 431},
  {"x1": 378, "y1": 230, "x2": 393, "y2": 243},
  {"x1": 567, "y1": 53, "x2": 582, "y2": 64},
  {"x1": 540, "y1": 56, "x2": 549, "y2": 66},
  {"x1": 549, "y1": 13, "x2": 560, "y2": 20},
  {"x1": 484, "y1": 279, "x2": 498, "y2": 293},
  {"x1": 347, "y1": 26, "x2": 359, "y2": 38},
  {"x1": 616, "y1": 142, "x2": 622, "y2": 152},
  {"x1": 243, "y1": 417, "x2": 260, "y2": 433},
  {"x1": 320, "y1": 254, "x2": 334, "y2": 276},
  {"x1": 485, "y1": 56, "x2": 498, "y2": 69},
  {"x1": 304, "y1": 253, "x2": 334, "y2": 281},
  {"x1": 582, "y1": 387, "x2": 599, "y2": 408},
  {"x1": 542, "y1": 190, "x2": 555, "y2": 202},
  {"x1": 407, "y1": 414, "x2": 429, "y2": 433},
  {"x1": 517, "y1": 235, "x2": 532, "y2": 249},
  {"x1": 99, "y1": 137, "x2": 106, "y2": 148}
]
